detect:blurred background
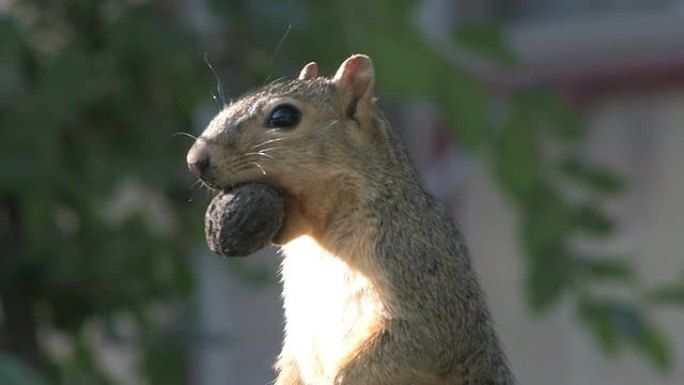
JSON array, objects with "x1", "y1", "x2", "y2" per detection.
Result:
[{"x1": 1, "y1": 0, "x2": 684, "y2": 384}]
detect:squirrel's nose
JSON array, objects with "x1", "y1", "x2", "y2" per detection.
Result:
[{"x1": 187, "y1": 142, "x2": 211, "y2": 177}]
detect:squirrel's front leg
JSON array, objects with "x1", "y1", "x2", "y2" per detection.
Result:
[{"x1": 275, "y1": 353, "x2": 304, "y2": 385}]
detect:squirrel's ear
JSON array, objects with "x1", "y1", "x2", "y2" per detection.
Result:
[
  {"x1": 332, "y1": 54, "x2": 374, "y2": 122},
  {"x1": 298, "y1": 62, "x2": 319, "y2": 80}
]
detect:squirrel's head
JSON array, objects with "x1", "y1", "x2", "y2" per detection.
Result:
[{"x1": 187, "y1": 54, "x2": 379, "y2": 243}]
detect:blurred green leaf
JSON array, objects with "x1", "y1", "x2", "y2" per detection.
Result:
[
  {"x1": 579, "y1": 299, "x2": 672, "y2": 370},
  {"x1": 519, "y1": 186, "x2": 575, "y2": 310},
  {"x1": 521, "y1": 186, "x2": 570, "y2": 258},
  {"x1": 58, "y1": 334, "x2": 115, "y2": 385},
  {"x1": 0, "y1": 18, "x2": 25, "y2": 104},
  {"x1": 527, "y1": 252, "x2": 573, "y2": 311},
  {"x1": 634, "y1": 322, "x2": 672, "y2": 370},
  {"x1": 453, "y1": 23, "x2": 516, "y2": 65},
  {"x1": 365, "y1": 28, "x2": 441, "y2": 96},
  {"x1": 0, "y1": 17, "x2": 23, "y2": 58},
  {"x1": 0, "y1": 354, "x2": 46, "y2": 385},
  {"x1": 646, "y1": 280, "x2": 684, "y2": 305},
  {"x1": 560, "y1": 159, "x2": 625, "y2": 195},
  {"x1": 578, "y1": 298, "x2": 621, "y2": 352},
  {"x1": 493, "y1": 102, "x2": 542, "y2": 200},
  {"x1": 142, "y1": 329, "x2": 187, "y2": 385},
  {"x1": 438, "y1": 67, "x2": 492, "y2": 148},
  {"x1": 35, "y1": 46, "x2": 92, "y2": 126},
  {"x1": 571, "y1": 203, "x2": 615, "y2": 236},
  {"x1": 578, "y1": 257, "x2": 635, "y2": 283},
  {"x1": 518, "y1": 88, "x2": 585, "y2": 142},
  {"x1": 607, "y1": 303, "x2": 672, "y2": 369}
]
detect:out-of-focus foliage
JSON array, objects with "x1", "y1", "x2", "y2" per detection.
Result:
[
  {"x1": 1, "y1": 0, "x2": 681, "y2": 383},
  {"x1": 0, "y1": 353, "x2": 47, "y2": 385},
  {"x1": 1, "y1": 0, "x2": 205, "y2": 383},
  {"x1": 648, "y1": 271, "x2": 684, "y2": 306}
]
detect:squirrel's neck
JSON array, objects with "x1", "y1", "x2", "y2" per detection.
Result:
[{"x1": 313, "y1": 115, "x2": 452, "y2": 272}]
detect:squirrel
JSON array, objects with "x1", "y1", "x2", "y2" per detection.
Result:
[{"x1": 186, "y1": 54, "x2": 514, "y2": 385}]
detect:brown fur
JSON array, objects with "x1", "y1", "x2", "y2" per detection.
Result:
[{"x1": 188, "y1": 55, "x2": 514, "y2": 385}]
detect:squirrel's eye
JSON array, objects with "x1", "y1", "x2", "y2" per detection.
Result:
[{"x1": 266, "y1": 104, "x2": 301, "y2": 129}]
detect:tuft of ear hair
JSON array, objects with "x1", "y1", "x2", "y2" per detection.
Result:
[
  {"x1": 298, "y1": 62, "x2": 320, "y2": 80},
  {"x1": 332, "y1": 54, "x2": 375, "y2": 124}
]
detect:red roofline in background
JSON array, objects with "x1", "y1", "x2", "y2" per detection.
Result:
[
  {"x1": 501, "y1": 10, "x2": 684, "y2": 101},
  {"x1": 551, "y1": 57, "x2": 684, "y2": 101}
]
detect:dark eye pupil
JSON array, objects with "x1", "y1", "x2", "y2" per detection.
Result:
[{"x1": 267, "y1": 104, "x2": 301, "y2": 128}]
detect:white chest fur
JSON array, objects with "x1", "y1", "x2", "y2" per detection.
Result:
[{"x1": 279, "y1": 235, "x2": 385, "y2": 384}]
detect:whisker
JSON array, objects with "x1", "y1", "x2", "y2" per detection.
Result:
[
  {"x1": 244, "y1": 151, "x2": 275, "y2": 160},
  {"x1": 265, "y1": 75, "x2": 289, "y2": 85},
  {"x1": 187, "y1": 178, "x2": 206, "y2": 202},
  {"x1": 228, "y1": 158, "x2": 251, "y2": 171},
  {"x1": 263, "y1": 24, "x2": 293, "y2": 85},
  {"x1": 204, "y1": 53, "x2": 227, "y2": 106},
  {"x1": 172, "y1": 132, "x2": 199, "y2": 140},
  {"x1": 249, "y1": 162, "x2": 267, "y2": 176},
  {"x1": 232, "y1": 164, "x2": 252, "y2": 175},
  {"x1": 201, "y1": 180, "x2": 213, "y2": 191},
  {"x1": 224, "y1": 159, "x2": 244, "y2": 172},
  {"x1": 190, "y1": 178, "x2": 208, "y2": 188},
  {"x1": 249, "y1": 137, "x2": 293, "y2": 150},
  {"x1": 211, "y1": 93, "x2": 220, "y2": 110},
  {"x1": 225, "y1": 159, "x2": 257, "y2": 179}
]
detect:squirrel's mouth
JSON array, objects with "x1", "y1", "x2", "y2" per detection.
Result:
[
  {"x1": 218, "y1": 181, "x2": 302, "y2": 246},
  {"x1": 199, "y1": 165, "x2": 307, "y2": 245},
  {"x1": 267, "y1": 188, "x2": 307, "y2": 246}
]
